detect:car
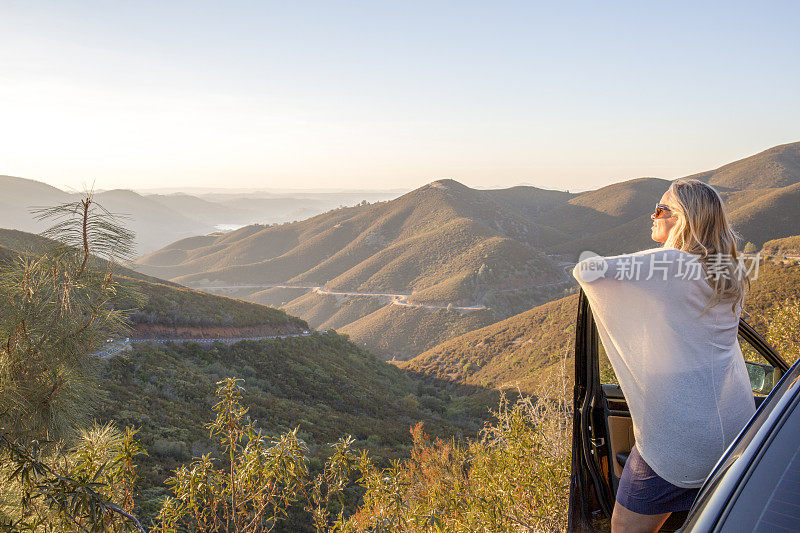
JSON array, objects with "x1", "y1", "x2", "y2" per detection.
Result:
[{"x1": 568, "y1": 289, "x2": 795, "y2": 532}]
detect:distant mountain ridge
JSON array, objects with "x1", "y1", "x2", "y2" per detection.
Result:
[
  {"x1": 0, "y1": 176, "x2": 216, "y2": 255},
  {"x1": 0, "y1": 175, "x2": 401, "y2": 255},
  {"x1": 687, "y1": 142, "x2": 800, "y2": 190}
]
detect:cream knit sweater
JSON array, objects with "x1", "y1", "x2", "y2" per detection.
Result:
[{"x1": 572, "y1": 246, "x2": 756, "y2": 488}]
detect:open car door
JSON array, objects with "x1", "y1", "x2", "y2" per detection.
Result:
[{"x1": 567, "y1": 289, "x2": 790, "y2": 532}]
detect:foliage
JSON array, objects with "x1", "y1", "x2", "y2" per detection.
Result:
[
  {"x1": 742, "y1": 261, "x2": 800, "y2": 336},
  {"x1": 764, "y1": 299, "x2": 800, "y2": 365},
  {"x1": 121, "y1": 279, "x2": 307, "y2": 331},
  {"x1": 153, "y1": 378, "x2": 360, "y2": 532},
  {"x1": 0, "y1": 194, "x2": 143, "y2": 441},
  {"x1": 95, "y1": 335, "x2": 497, "y2": 522},
  {"x1": 0, "y1": 194, "x2": 150, "y2": 531},
  {"x1": 340, "y1": 356, "x2": 572, "y2": 532},
  {"x1": 0, "y1": 228, "x2": 304, "y2": 335},
  {"x1": 149, "y1": 365, "x2": 570, "y2": 533},
  {"x1": 0, "y1": 420, "x2": 146, "y2": 532}
]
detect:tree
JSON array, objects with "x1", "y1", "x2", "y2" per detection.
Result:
[
  {"x1": 0, "y1": 193, "x2": 146, "y2": 531},
  {"x1": 744, "y1": 241, "x2": 757, "y2": 254},
  {"x1": 0, "y1": 193, "x2": 140, "y2": 439}
]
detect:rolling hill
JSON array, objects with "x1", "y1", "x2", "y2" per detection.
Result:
[
  {"x1": 541, "y1": 143, "x2": 800, "y2": 257},
  {"x1": 0, "y1": 224, "x2": 501, "y2": 525},
  {"x1": 761, "y1": 235, "x2": 800, "y2": 256},
  {"x1": 0, "y1": 176, "x2": 215, "y2": 255},
  {"x1": 686, "y1": 141, "x2": 800, "y2": 190}
]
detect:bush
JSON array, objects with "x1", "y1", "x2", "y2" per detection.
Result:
[
  {"x1": 340, "y1": 356, "x2": 572, "y2": 532},
  {"x1": 152, "y1": 439, "x2": 189, "y2": 461}
]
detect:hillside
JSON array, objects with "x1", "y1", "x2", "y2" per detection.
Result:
[
  {"x1": 686, "y1": 141, "x2": 800, "y2": 190},
  {"x1": 544, "y1": 142, "x2": 800, "y2": 257},
  {"x1": 402, "y1": 256, "x2": 800, "y2": 394},
  {"x1": 0, "y1": 228, "x2": 307, "y2": 338},
  {"x1": 138, "y1": 180, "x2": 567, "y2": 290},
  {"x1": 762, "y1": 235, "x2": 800, "y2": 256},
  {"x1": 95, "y1": 332, "x2": 500, "y2": 520},
  {"x1": 0, "y1": 176, "x2": 218, "y2": 255}
]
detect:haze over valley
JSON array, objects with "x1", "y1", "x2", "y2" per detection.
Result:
[{"x1": 0, "y1": 176, "x2": 401, "y2": 255}]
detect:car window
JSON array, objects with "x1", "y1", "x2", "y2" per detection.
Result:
[
  {"x1": 598, "y1": 342, "x2": 618, "y2": 386},
  {"x1": 598, "y1": 334, "x2": 781, "y2": 396}
]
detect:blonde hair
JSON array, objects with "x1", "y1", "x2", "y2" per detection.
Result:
[{"x1": 663, "y1": 179, "x2": 749, "y2": 315}]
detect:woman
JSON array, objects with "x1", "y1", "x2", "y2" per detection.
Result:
[{"x1": 572, "y1": 179, "x2": 755, "y2": 533}]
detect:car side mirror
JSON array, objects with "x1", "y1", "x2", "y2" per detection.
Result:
[{"x1": 745, "y1": 361, "x2": 775, "y2": 395}]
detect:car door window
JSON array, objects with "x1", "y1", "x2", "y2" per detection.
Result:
[
  {"x1": 598, "y1": 342, "x2": 618, "y2": 386},
  {"x1": 599, "y1": 333, "x2": 782, "y2": 396}
]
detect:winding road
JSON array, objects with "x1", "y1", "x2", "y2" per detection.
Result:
[
  {"x1": 94, "y1": 331, "x2": 318, "y2": 360},
  {"x1": 193, "y1": 284, "x2": 493, "y2": 311}
]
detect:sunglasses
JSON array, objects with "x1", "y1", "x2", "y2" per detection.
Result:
[{"x1": 652, "y1": 203, "x2": 674, "y2": 219}]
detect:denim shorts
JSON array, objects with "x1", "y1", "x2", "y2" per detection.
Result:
[{"x1": 615, "y1": 444, "x2": 701, "y2": 515}]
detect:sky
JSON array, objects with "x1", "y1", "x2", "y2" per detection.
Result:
[{"x1": 1, "y1": 0, "x2": 798, "y2": 193}]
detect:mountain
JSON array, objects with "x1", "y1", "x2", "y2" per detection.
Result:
[
  {"x1": 0, "y1": 176, "x2": 216, "y2": 255},
  {"x1": 761, "y1": 235, "x2": 800, "y2": 256},
  {"x1": 134, "y1": 179, "x2": 574, "y2": 359},
  {"x1": 401, "y1": 254, "x2": 800, "y2": 394},
  {"x1": 723, "y1": 182, "x2": 800, "y2": 247},
  {"x1": 686, "y1": 142, "x2": 800, "y2": 190},
  {"x1": 0, "y1": 176, "x2": 72, "y2": 236},
  {"x1": 544, "y1": 178, "x2": 673, "y2": 256},
  {"x1": 400, "y1": 294, "x2": 578, "y2": 393},
  {"x1": 0, "y1": 232, "x2": 498, "y2": 522},
  {"x1": 97, "y1": 332, "x2": 500, "y2": 521},
  {"x1": 0, "y1": 228, "x2": 178, "y2": 286}
]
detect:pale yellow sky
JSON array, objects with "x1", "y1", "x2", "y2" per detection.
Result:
[{"x1": 1, "y1": 2, "x2": 798, "y2": 193}]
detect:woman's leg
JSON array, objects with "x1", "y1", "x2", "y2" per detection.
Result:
[{"x1": 611, "y1": 501, "x2": 671, "y2": 533}]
